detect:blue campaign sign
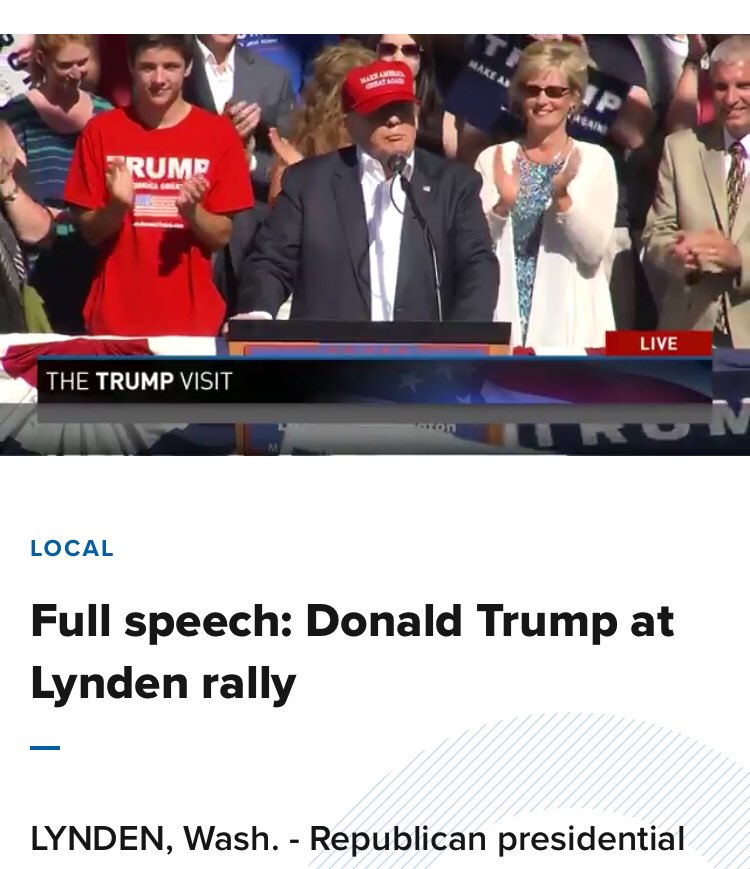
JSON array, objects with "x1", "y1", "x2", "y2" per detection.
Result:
[{"x1": 445, "y1": 35, "x2": 632, "y2": 145}]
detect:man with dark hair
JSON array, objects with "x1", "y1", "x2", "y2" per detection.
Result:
[
  {"x1": 125, "y1": 34, "x2": 193, "y2": 66},
  {"x1": 64, "y1": 34, "x2": 253, "y2": 337}
]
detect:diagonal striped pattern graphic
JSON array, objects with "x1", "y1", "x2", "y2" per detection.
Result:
[{"x1": 310, "y1": 713, "x2": 749, "y2": 869}]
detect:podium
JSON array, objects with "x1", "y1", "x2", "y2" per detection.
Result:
[
  {"x1": 226, "y1": 320, "x2": 512, "y2": 454},
  {"x1": 226, "y1": 320, "x2": 511, "y2": 351}
]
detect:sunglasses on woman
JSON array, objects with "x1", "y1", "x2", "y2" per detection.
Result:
[
  {"x1": 377, "y1": 41, "x2": 422, "y2": 60},
  {"x1": 522, "y1": 84, "x2": 571, "y2": 99}
]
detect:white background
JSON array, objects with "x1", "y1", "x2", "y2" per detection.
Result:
[{"x1": 1, "y1": 458, "x2": 748, "y2": 868}]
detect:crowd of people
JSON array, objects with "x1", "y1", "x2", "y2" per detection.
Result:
[{"x1": 1, "y1": 33, "x2": 750, "y2": 348}]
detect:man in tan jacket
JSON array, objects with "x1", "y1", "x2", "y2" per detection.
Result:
[{"x1": 644, "y1": 35, "x2": 750, "y2": 347}]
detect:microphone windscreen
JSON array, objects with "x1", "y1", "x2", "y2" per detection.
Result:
[{"x1": 387, "y1": 154, "x2": 407, "y2": 175}]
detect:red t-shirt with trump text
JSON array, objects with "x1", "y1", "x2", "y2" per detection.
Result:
[{"x1": 65, "y1": 105, "x2": 254, "y2": 336}]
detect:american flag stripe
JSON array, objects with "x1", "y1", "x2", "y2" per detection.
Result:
[{"x1": 134, "y1": 194, "x2": 179, "y2": 218}]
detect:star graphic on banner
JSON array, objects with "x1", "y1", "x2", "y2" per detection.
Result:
[
  {"x1": 398, "y1": 372, "x2": 421, "y2": 393},
  {"x1": 437, "y1": 364, "x2": 454, "y2": 380},
  {"x1": 457, "y1": 394, "x2": 473, "y2": 404}
]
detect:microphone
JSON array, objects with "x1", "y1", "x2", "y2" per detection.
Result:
[
  {"x1": 388, "y1": 154, "x2": 408, "y2": 176},
  {"x1": 387, "y1": 154, "x2": 443, "y2": 322}
]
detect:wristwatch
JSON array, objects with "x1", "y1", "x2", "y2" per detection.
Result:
[
  {"x1": 0, "y1": 183, "x2": 19, "y2": 203},
  {"x1": 683, "y1": 55, "x2": 708, "y2": 71}
]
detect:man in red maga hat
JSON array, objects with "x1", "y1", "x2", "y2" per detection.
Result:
[{"x1": 238, "y1": 59, "x2": 498, "y2": 322}]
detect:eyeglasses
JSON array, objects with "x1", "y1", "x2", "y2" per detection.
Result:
[
  {"x1": 377, "y1": 41, "x2": 422, "y2": 60},
  {"x1": 521, "y1": 84, "x2": 571, "y2": 99}
]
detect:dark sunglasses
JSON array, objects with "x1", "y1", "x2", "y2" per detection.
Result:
[
  {"x1": 522, "y1": 84, "x2": 571, "y2": 99},
  {"x1": 377, "y1": 41, "x2": 422, "y2": 60}
]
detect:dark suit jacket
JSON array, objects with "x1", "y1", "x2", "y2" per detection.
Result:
[
  {"x1": 238, "y1": 146, "x2": 499, "y2": 321},
  {"x1": 184, "y1": 39, "x2": 295, "y2": 203}
]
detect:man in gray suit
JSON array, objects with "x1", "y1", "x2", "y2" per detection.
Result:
[
  {"x1": 185, "y1": 35, "x2": 295, "y2": 203},
  {"x1": 185, "y1": 35, "x2": 295, "y2": 314},
  {"x1": 644, "y1": 35, "x2": 750, "y2": 347}
]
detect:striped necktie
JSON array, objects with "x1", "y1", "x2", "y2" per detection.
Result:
[{"x1": 716, "y1": 140, "x2": 746, "y2": 337}]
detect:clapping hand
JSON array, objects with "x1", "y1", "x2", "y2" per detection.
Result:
[
  {"x1": 269, "y1": 127, "x2": 303, "y2": 167},
  {"x1": 681, "y1": 229, "x2": 741, "y2": 273},
  {"x1": 105, "y1": 158, "x2": 134, "y2": 207},
  {"x1": 225, "y1": 100, "x2": 262, "y2": 143},
  {"x1": 552, "y1": 147, "x2": 581, "y2": 201},
  {"x1": 492, "y1": 145, "x2": 520, "y2": 216},
  {"x1": 672, "y1": 231, "x2": 700, "y2": 272},
  {"x1": 176, "y1": 175, "x2": 210, "y2": 219},
  {"x1": 0, "y1": 149, "x2": 13, "y2": 194},
  {"x1": 0, "y1": 124, "x2": 15, "y2": 189},
  {"x1": 12, "y1": 35, "x2": 34, "y2": 68},
  {"x1": 0, "y1": 121, "x2": 26, "y2": 197}
]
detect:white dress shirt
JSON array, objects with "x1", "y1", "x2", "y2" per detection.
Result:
[
  {"x1": 723, "y1": 130, "x2": 750, "y2": 178},
  {"x1": 196, "y1": 39, "x2": 235, "y2": 113},
  {"x1": 358, "y1": 148, "x2": 414, "y2": 322}
]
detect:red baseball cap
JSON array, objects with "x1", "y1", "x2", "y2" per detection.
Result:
[{"x1": 342, "y1": 60, "x2": 420, "y2": 115}]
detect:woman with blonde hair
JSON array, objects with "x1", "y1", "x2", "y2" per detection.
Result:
[
  {"x1": 475, "y1": 40, "x2": 617, "y2": 348},
  {"x1": 0, "y1": 35, "x2": 111, "y2": 333},
  {"x1": 267, "y1": 41, "x2": 376, "y2": 203}
]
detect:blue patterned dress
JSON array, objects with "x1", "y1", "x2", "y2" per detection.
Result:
[{"x1": 511, "y1": 153, "x2": 564, "y2": 345}]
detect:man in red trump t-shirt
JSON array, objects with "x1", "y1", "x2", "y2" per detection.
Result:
[{"x1": 65, "y1": 34, "x2": 254, "y2": 336}]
